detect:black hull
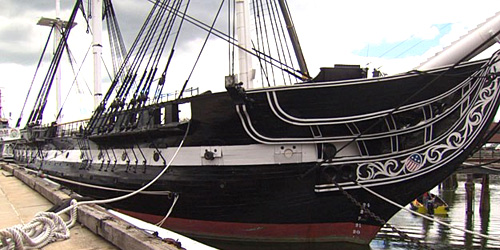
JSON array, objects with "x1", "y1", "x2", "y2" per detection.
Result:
[
  {"x1": 13, "y1": 53, "x2": 500, "y2": 245},
  {"x1": 21, "y1": 150, "x2": 459, "y2": 245},
  {"x1": 32, "y1": 156, "x2": 457, "y2": 223}
]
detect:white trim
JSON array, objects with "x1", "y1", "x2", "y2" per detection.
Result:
[{"x1": 32, "y1": 144, "x2": 324, "y2": 167}]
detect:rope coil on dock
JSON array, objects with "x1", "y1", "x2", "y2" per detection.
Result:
[{"x1": 0, "y1": 210, "x2": 74, "y2": 250}]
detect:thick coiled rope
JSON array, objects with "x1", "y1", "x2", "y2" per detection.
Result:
[{"x1": 0, "y1": 200, "x2": 77, "y2": 250}]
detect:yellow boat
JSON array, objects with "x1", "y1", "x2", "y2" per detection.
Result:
[{"x1": 410, "y1": 193, "x2": 449, "y2": 215}]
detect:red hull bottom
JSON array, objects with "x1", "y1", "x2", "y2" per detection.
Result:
[{"x1": 116, "y1": 209, "x2": 380, "y2": 245}]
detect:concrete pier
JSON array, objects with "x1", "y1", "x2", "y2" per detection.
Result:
[
  {"x1": 0, "y1": 163, "x2": 185, "y2": 250},
  {"x1": 0, "y1": 165, "x2": 115, "y2": 249}
]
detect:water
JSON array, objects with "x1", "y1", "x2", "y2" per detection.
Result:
[{"x1": 371, "y1": 175, "x2": 500, "y2": 250}]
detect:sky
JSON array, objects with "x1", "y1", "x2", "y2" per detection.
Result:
[{"x1": 0, "y1": 0, "x2": 499, "y2": 125}]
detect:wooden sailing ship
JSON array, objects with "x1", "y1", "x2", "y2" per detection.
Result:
[{"x1": 12, "y1": 0, "x2": 500, "y2": 247}]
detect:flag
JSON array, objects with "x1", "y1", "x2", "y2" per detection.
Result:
[{"x1": 404, "y1": 153, "x2": 423, "y2": 172}]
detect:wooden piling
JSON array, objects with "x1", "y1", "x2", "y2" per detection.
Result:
[
  {"x1": 479, "y1": 174, "x2": 490, "y2": 215},
  {"x1": 442, "y1": 174, "x2": 458, "y2": 190},
  {"x1": 465, "y1": 174, "x2": 475, "y2": 215}
]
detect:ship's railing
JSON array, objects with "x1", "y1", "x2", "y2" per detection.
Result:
[
  {"x1": 19, "y1": 119, "x2": 89, "y2": 142},
  {"x1": 155, "y1": 87, "x2": 199, "y2": 103},
  {"x1": 54, "y1": 119, "x2": 89, "y2": 137}
]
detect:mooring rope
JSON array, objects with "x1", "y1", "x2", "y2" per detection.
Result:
[
  {"x1": 0, "y1": 201, "x2": 77, "y2": 250},
  {"x1": 0, "y1": 122, "x2": 190, "y2": 249},
  {"x1": 155, "y1": 193, "x2": 180, "y2": 227},
  {"x1": 356, "y1": 182, "x2": 500, "y2": 242}
]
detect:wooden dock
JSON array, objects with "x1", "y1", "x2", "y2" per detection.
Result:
[
  {"x1": 0, "y1": 163, "x2": 190, "y2": 250},
  {"x1": 0, "y1": 165, "x2": 117, "y2": 249},
  {"x1": 461, "y1": 160, "x2": 500, "y2": 175}
]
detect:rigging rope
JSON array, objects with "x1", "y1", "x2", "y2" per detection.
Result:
[
  {"x1": 462, "y1": 161, "x2": 500, "y2": 172},
  {"x1": 139, "y1": 0, "x2": 186, "y2": 103},
  {"x1": 16, "y1": 26, "x2": 54, "y2": 128},
  {"x1": 150, "y1": 0, "x2": 303, "y2": 85},
  {"x1": 253, "y1": 0, "x2": 275, "y2": 87},
  {"x1": 178, "y1": 0, "x2": 225, "y2": 99},
  {"x1": 153, "y1": 0, "x2": 191, "y2": 103},
  {"x1": 229, "y1": 0, "x2": 236, "y2": 77},
  {"x1": 87, "y1": 0, "x2": 305, "y2": 129},
  {"x1": 146, "y1": 0, "x2": 235, "y2": 44},
  {"x1": 479, "y1": 165, "x2": 500, "y2": 172},
  {"x1": 86, "y1": 0, "x2": 166, "y2": 131},
  {"x1": 268, "y1": 0, "x2": 296, "y2": 84},
  {"x1": 25, "y1": 0, "x2": 82, "y2": 127},
  {"x1": 56, "y1": 43, "x2": 93, "y2": 121},
  {"x1": 103, "y1": 0, "x2": 128, "y2": 79}
]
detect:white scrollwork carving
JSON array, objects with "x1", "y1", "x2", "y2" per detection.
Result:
[
  {"x1": 356, "y1": 70, "x2": 500, "y2": 181},
  {"x1": 357, "y1": 159, "x2": 403, "y2": 180}
]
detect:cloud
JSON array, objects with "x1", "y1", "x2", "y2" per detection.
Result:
[
  {"x1": 1, "y1": 0, "x2": 500, "y2": 124},
  {"x1": 287, "y1": 0, "x2": 500, "y2": 75},
  {"x1": 0, "y1": 1, "x2": 56, "y2": 18},
  {"x1": 0, "y1": 20, "x2": 48, "y2": 64}
]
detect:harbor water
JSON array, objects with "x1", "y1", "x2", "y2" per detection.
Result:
[
  {"x1": 214, "y1": 175, "x2": 500, "y2": 250},
  {"x1": 371, "y1": 174, "x2": 500, "y2": 250}
]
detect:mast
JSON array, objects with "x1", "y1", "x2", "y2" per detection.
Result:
[
  {"x1": 55, "y1": 0, "x2": 62, "y2": 123},
  {"x1": 92, "y1": 0, "x2": 103, "y2": 108},
  {"x1": 37, "y1": 1, "x2": 64, "y2": 123},
  {"x1": 235, "y1": 0, "x2": 254, "y2": 89},
  {"x1": 277, "y1": 0, "x2": 310, "y2": 80},
  {"x1": 0, "y1": 89, "x2": 2, "y2": 119}
]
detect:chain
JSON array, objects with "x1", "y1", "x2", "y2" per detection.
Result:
[{"x1": 333, "y1": 181, "x2": 433, "y2": 249}]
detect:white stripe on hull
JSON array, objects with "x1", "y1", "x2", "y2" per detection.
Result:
[{"x1": 19, "y1": 142, "x2": 360, "y2": 167}]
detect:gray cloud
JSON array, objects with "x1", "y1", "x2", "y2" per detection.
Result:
[
  {"x1": 0, "y1": 0, "x2": 77, "y2": 65},
  {"x1": 113, "y1": 0, "x2": 231, "y2": 51},
  {"x1": 1, "y1": 0, "x2": 73, "y2": 18},
  {"x1": 0, "y1": 22, "x2": 32, "y2": 43},
  {"x1": 0, "y1": 49, "x2": 48, "y2": 65},
  {"x1": 0, "y1": 19, "x2": 39, "y2": 64},
  {"x1": 0, "y1": 0, "x2": 245, "y2": 68}
]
